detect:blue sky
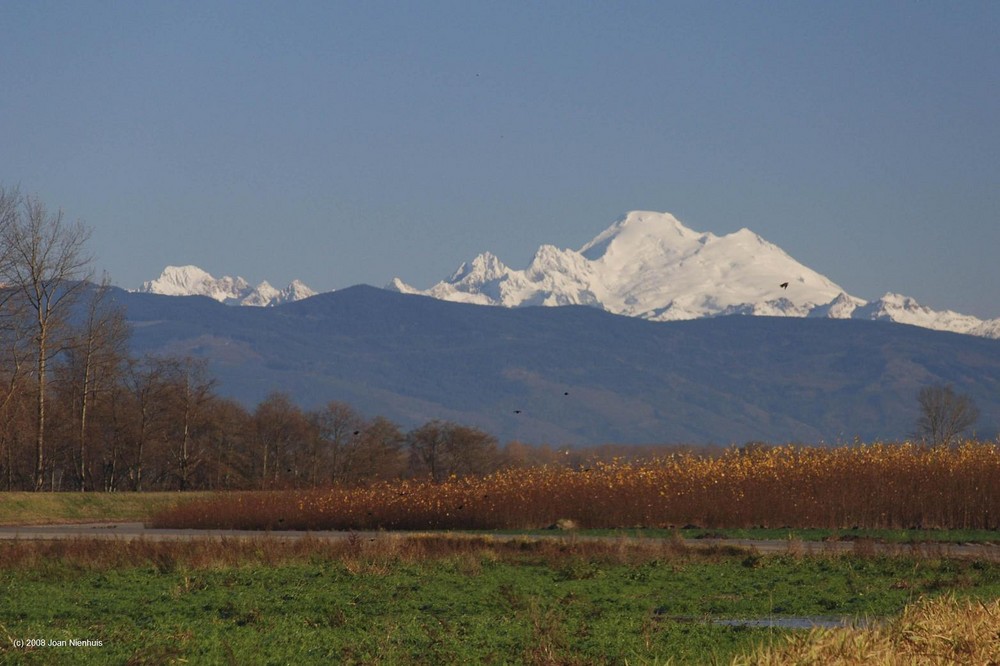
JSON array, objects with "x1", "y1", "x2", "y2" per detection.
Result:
[{"x1": 2, "y1": 1, "x2": 998, "y2": 317}]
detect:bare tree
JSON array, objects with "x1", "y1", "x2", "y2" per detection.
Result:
[
  {"x1": 161, "y1": 357, "x2": 215, "y2": 490},
  {"x1": 253, "y1": 392, "x2": 311, "y2": 488},
  {"x1": 916, "y1": 383, "x2": 980, "y2": 446},
  {"x1": 55, "y1": 277, "x2": 130, "y2": 490},
  {"x1": 310, "y1": 403, "x2": 405, "y2": 486},
  {"x1": 97, "y1": 377, "x2": 130, "y2": 492},
  {"x1": 350, "y1": 416, "x2": 406, "y2": 484},
  {"x1": 407, "y1": 420, "x2": 499, "y2": 482},
  {"x1": 119, "y1": 355, "x2": 176, "y2": 491},
  {"x1": 309, "y1": 401, "x2": 364, "y2": 486},
  {"x1": 201, "y1": 398, "x2": 253, "y2": 489},
  {"x1": 0, "y1": 188, "x2": 33, "y2": 488},
  {"x1": 0, "y1": 187, "x2": 93, "y2": 489},
  {"x1": 407, "y1": 420, "x2": 448, "y2": 482},
  {"x1": 0, "y1": 380, "x2": 32, "y2": 490}
]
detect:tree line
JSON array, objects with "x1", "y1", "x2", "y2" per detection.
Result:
[
  {"x1": 0, "y1": 187, "x2": 678, "y2": 491},
  {"x1": 0, "y1": 187, "x2": 509, "y2": 490}
]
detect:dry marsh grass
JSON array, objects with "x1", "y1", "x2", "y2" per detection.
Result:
[
  {"x1": 735, "y1": 595, "x2": 1000, "y2": 665},
  {"x1": 152, "y1": 441, "x2": 1000, "y2": 532},
  {"x1": 0, "y1": 532, "x2": 701, "y2": 572}
]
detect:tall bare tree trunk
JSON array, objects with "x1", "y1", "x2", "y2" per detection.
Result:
[
  {"x1": 34, "y1": 327, "x2": 46, "y2": 490},
  {"x1": 76, "y1": 336, "x2": 92, "y2": 490},
  {"x1": 0, "y1": 187, "x2": 93, "y2": 491}
]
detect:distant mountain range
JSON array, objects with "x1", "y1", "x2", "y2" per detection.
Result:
[
  {"x1": 113, "y1": 285, "x2": 1000, "y2": 446},
  {"x1": 134, "y1": 211, "x2": 1000, "y2": 339},
  {"x1": 136, "y1": 265, "x2": 316, "y2": 307}
]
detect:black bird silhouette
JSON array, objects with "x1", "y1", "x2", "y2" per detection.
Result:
[
  {"x1": 513, "y1": 409, "x2": 522, "y2": 414},
  {"x1": 779, "y1": 282, "x2": 789, "y2": 289},
  {"x1": 563, "y1": 392, "x2": 569, "y2": 396}
]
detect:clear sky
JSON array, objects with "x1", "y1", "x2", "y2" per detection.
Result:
[{"x1": 2, "y1": 1, "x2": 998, "y2": 317}]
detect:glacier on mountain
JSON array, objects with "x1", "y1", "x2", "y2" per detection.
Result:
[
  {"x1": 388, "y1": 211, "x2": 1000, "y2": 339},
  {"x1": 135, "y1": 265, "x2": 317, "y2": 307},
  {"x1": 131, "y1": 213, "x2": 999, "y2": 339},
  {"x1": 392, "y1": 211, "x2": 847, "y2": 320}
]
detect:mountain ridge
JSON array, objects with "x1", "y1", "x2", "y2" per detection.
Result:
[
  {"x1": 114, "y1": 284, "x2": 1000, "y2": 445},
  {"x1": 135, "y1": 265, "x2": 316, "y2": 306},
  {"x1": 131, "y1": 211, "x2": 1000, "y2": 338}
]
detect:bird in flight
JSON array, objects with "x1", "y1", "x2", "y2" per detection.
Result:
[{"x1": 779, "y1": 282, "x2": 789, "y2": 289}]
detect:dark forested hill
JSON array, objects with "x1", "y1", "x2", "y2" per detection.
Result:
[{"x1": 112, "y1": 285, "x2": 1000, "y2": 446}]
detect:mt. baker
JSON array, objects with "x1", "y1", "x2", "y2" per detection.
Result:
[{"x1": 389, "y1": 211, "x2": 1000, "y2": 339}]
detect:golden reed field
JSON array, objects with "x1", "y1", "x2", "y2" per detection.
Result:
[
  {"x1": 736, "y1": 596, "x2": 1000, "y2": 665},
  {"x1": 153, "y1": 441, "x2": 1000, "y2": 532}
]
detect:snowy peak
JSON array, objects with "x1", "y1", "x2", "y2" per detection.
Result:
[
  {"x1": 580, "y1": 211, "x2": 708, "y2": 263},
  {"x1": 239, "y1": 281, "x2": 280, "y2": 307},
  {"x1": 282, "y1": 280, "x2": 317, "y2": 303},
  {"x1": 139, "y1": 266, "x2": 250, "y2": 302},
  {"x1": 387, "y1": 210, "x2": 1000, "y2": 339},
  {"x1": 807, "y1": 292, "x2": 867, "y2": 319},
  {"x1": 396, "y1": 210, "x2": 848, "y2": 321},
  {"x1": 386, "y1": 277, "x2": 423, "y2": 295},
  {"x1": 135, "y1": 266, "x2": 317, "y2": 307},
  {"x1": 852, "y1": 292, "x2": 988, "y2": 335},
  {"x1": 448, "y1": 251, "x2": 512, "y2": 285}
]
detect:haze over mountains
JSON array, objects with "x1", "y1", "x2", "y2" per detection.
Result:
[{"x1": 134, "y1": 212, "x2": 1000, "y2": 339}]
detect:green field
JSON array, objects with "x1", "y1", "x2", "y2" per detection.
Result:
[
  {"x1": 2, "y1": 536, "x2": 1000, "y2": 665},
  {"x1": 3, "y1": 492, "x2": 1000, "y2": 663}
]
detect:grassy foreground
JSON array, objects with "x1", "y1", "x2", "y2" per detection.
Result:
[{"x1": 2, "y1": 536, "x2": 1000, "y2": 664}]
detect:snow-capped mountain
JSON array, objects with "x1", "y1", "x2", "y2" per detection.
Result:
[
  {"x1": 841, "y1": 293, "x2": 1000, "y2": 339},
  {"x1": 389, "y1": 211, "x2": 1000, "y2": 339},
  {"x1": 135, "y1": 266, "x2": 317, "y2": 307}
]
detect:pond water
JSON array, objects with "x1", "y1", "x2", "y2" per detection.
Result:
[{"x1": 713, "y1": 616, "x2": 865, "y2": 630}]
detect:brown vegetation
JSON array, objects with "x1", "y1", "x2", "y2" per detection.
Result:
[
  {"x1": 736, "y1": 595, "x2": 1000, "y2": 665},
  {"x1": 153, "y1": 440, "x2": 1000, "y2": 531},
  {"x1": 0, "y1": 531, "x2": 696, "y2": 572}
]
